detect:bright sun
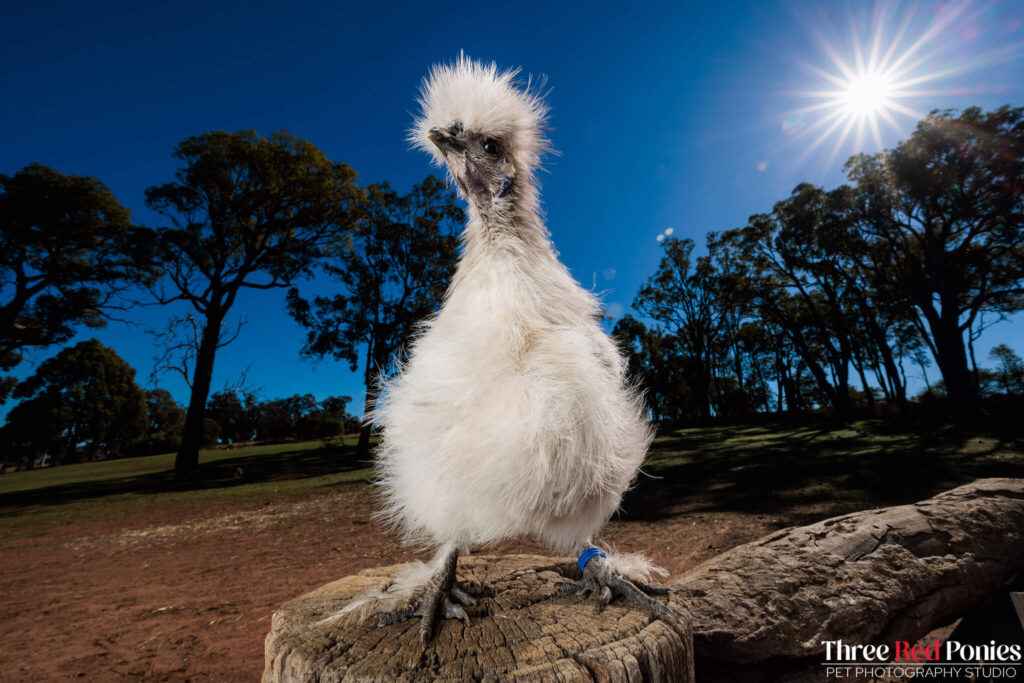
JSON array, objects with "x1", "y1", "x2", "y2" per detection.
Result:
[
  {"x1": 795, "y1": 55, "x2": 920, "y2": 165},
  {"x1": 785, "y1": 2, "x2": 979, "y2": 166},
  {"x1": 840, "y1": 72, "x2": 895, "y2": 118}
]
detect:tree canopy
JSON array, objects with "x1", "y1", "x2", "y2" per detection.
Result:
[
  {"x1": 287, "y1": 175, "x2": 462, "y2": 458},
  {"x1": 0, "y1": 164, "x2": 154, "y2": 400},
  {"x1": 2, "y1": 339, "x2": 147, "y2": 462},
  {"x1": 845, "y1": 105, "x2": 1024, "y2": 412},
  {"x1": 145, "y1": 129, "x2": 361, "y2": 475}
]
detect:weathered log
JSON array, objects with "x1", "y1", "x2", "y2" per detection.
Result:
[
  {"x1": 263, "y1": 555, "x2": 695, "y2": 682},
  {"x1": 263, "y1": 478, "x2": 1024, "y2": 682},
  {"x1": 671, "y1": 477, "x2": 1024, "y2": 681}
]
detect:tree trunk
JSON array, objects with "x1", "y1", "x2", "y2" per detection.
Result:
[
  {"x1": 264, "y1": 479, "x2": 1023, "y2": 682},
  {"x1": 175, "y1": 309, "x2": 224, "y2": 478},
  {"x1": 784, "y1": 324, "x2": 841, "y2": 416},
  {"x1": 355, "y1": 341, "x2": 378, "y2": 462},
  {"x1": 916, "y1": 295, "x2": 978, "y2": 414},
  {"x1": 852, "y1": 354, "x2": 874, "y2": 410},
  {"x1": 355, "y1": 383, "x2": 376, "y2": 462},
  {"x1": 856, "y1": 295, "x2": 906, "y2": 411},
  {"x1": 355, "y1": 421, "x2": 372, "y2": 461},
  {"x1": 931, "y1": 316, "x2": 979, "y2": 414}
]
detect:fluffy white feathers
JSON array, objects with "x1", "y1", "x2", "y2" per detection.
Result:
[
  {"x1": 326, "y1": 559, "x2": 438, "y2": 624},
  {"x1": 410, "y1": 55, "x2": 550, "y2": 181},
  {"x1": 372, "y1": 56, "x2": 654, "y2": 555}
]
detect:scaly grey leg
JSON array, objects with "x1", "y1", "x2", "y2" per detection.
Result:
[
  {"x1": 376, "y1": 547, "x2": 476, "y2": 647},
  {"x1": 561, "y1": 555, "x2": 674, "y2": 618}
]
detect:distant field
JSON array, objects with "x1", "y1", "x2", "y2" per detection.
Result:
[
  {"x1": 0, "y1": 438, "x2": 373, "y2": 544},
  {"x1": 0, "y1": 438, "x2": 367, "y2": 495},
  {"x1": 2, "y1": 419, "x2": 1021, "y2": 542}
]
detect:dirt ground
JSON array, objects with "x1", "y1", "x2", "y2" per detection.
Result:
[{"x1": 0, "y1": 486, "x2": 780, "y2": 681}]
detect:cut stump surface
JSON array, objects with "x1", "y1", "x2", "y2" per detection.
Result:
[{"x1": 263, "y1": 554, "x2": 694, "y2": 682}]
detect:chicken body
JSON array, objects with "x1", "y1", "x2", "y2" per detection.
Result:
[{"x1": 375, "y1": 208, "x2": 652, "y2": 553}]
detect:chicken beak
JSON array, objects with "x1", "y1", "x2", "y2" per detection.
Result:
[{"x1": 428, "y1": 127, "x2": 464, "y2": 154}]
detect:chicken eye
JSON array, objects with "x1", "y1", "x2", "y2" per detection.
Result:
[{"x1": 482, "y1": 138, "x2": 501, "y2": 156}]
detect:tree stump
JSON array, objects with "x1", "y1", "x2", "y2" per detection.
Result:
[
  {"x1": 264, "y1": 478, "x2": 1024, "y2": 682},
  {"x1": 263, "y1": 555, "x2": 695, "y2": 682}
]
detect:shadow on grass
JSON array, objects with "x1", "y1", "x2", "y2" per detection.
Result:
[
  {"x1": 621, "y1": 416, "x2": 1024, "y2": 527},
  {"x1": 0, "y1": 442, "x2": 370, "y2": 514},
  {"x1": 6, "y1": 418, "x2": 1023, "y2": 529}
]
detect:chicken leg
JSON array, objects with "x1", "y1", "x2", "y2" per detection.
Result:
[
  {"x1": 561, "y1": 551, "x2": 674, "y2": 618},
  {"x1": 376, "y1": 547, "x2": 477, "y2": 646}
]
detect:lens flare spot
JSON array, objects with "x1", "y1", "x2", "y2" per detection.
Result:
[
  {"x1": 782, "y1": 116, "x2": 805, "y2": 135},
  {"x1": 757, "y1": 161, "x2": 769, "y2": 172}
]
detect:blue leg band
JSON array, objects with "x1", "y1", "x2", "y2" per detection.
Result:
[{"x1": 577, "y1": 546, "x2": 607, "y2": 573}]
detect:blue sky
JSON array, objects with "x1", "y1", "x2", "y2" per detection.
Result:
[{"x1": 2, "y1": 0, "x2": 1023, "y2": 414}]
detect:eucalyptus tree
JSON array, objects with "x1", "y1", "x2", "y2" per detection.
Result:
[
  {"x1": 611, "y1": 315, "x2": 695, "y2": 422},
  {"x1": 145, "y1": 130, "x2": 360, "y2": 476},
  {"x1": 634, "y1": 237, "x2": 721, "y2": 420},
  {"x1": 0, "y1": 164, "x2": 154, "y2": 400},
  {"x1": 712, "y1": 185, "x2": 859, "y2": 417},
  {"x1": 845, "y1": 106, "x2": 1024, "y2": 413},
  {"x1": 989, "y1": 344, "x2": 1024, "y2": 395}
]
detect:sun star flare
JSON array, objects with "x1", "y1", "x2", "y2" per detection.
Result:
[{"x1": 786, "y1": 1, "x2": 992, "y2": 167}]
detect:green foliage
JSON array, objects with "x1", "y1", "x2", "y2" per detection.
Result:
[
  {"x1": 613, "y1": 314, "x2": 707, "y2": 422},
  {"x1": 252, "y1": 394, "x2": 318, "y2": 441},
  {"x1": 145, "y1": 389, "x2": 185, "y2": 436},
  {"x1": 989, "y1": 345, "x2": 1024, "y2": 395},
  {"x1": 634, "y1": 237, "x2": 719, "y2": 419},
  {"x1": 201, "y1": 418, "x2": 221, "y2": 447},
  {"x1": 145, "y1": 130, "x2": 360, "y2": 300},
  {"x1": 287, "y1": 175, "x2": 462, "y2": 457},
  {"x1": 134, "y1": 388, "x2": 186, "y2": 455},
  {"x1": 295, "y1": 413, "x2": 343, "y2": 440},
  {"x1": 630, "y1": 236, "x2": 779, "y2": 421},
  {"x1": 318, "y1": 395, "x2": 352, "y2": 417},
  {"x1": 205, "y1": 391, "x2": 355, "y2": 444},
  {"x1": 3, "y1": 339, "x2": 148, "y2": 461},
  {"x1": 0, "y1": 376, "x2": 15, "y2": 404},
  {"x1": 0, "y1": 164, "x2": 155, "y2": 376},
  {"x1": 206, "y1": 390, "x2": 255, "y2": 444},
  {"x1": 287, "y1": 175, "x2": 461, "y2": 372}
]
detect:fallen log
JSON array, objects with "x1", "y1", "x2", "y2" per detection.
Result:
[
  {"x1": 670, "y1": 477, "x2": 1024, "y2": 681},
  {"x1": 263, "y1": 478, "x2": 1024, "y2": 682}
]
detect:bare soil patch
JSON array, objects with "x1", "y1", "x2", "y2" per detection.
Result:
[{"x1": 0, "y1": 485, "x2": 779, "y2": 681}]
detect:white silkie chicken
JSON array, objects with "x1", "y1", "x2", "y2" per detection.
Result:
[{"x1": 340, "y1": 55, "x2": 672, "y2": 645}]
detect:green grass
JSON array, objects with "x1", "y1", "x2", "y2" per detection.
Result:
[
  {"x1": 0, "y1": 439, "x2": 362, "y2": 496},
  {"x1": 2, "y1": 419, "x2": 1021, "y2": 546},
  {"x1": 622, "y1": 418, "x2": 1024, "y2": 526},
  {"x1": 0, "y1": 438, "x2": 375, "y2": 545}
]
